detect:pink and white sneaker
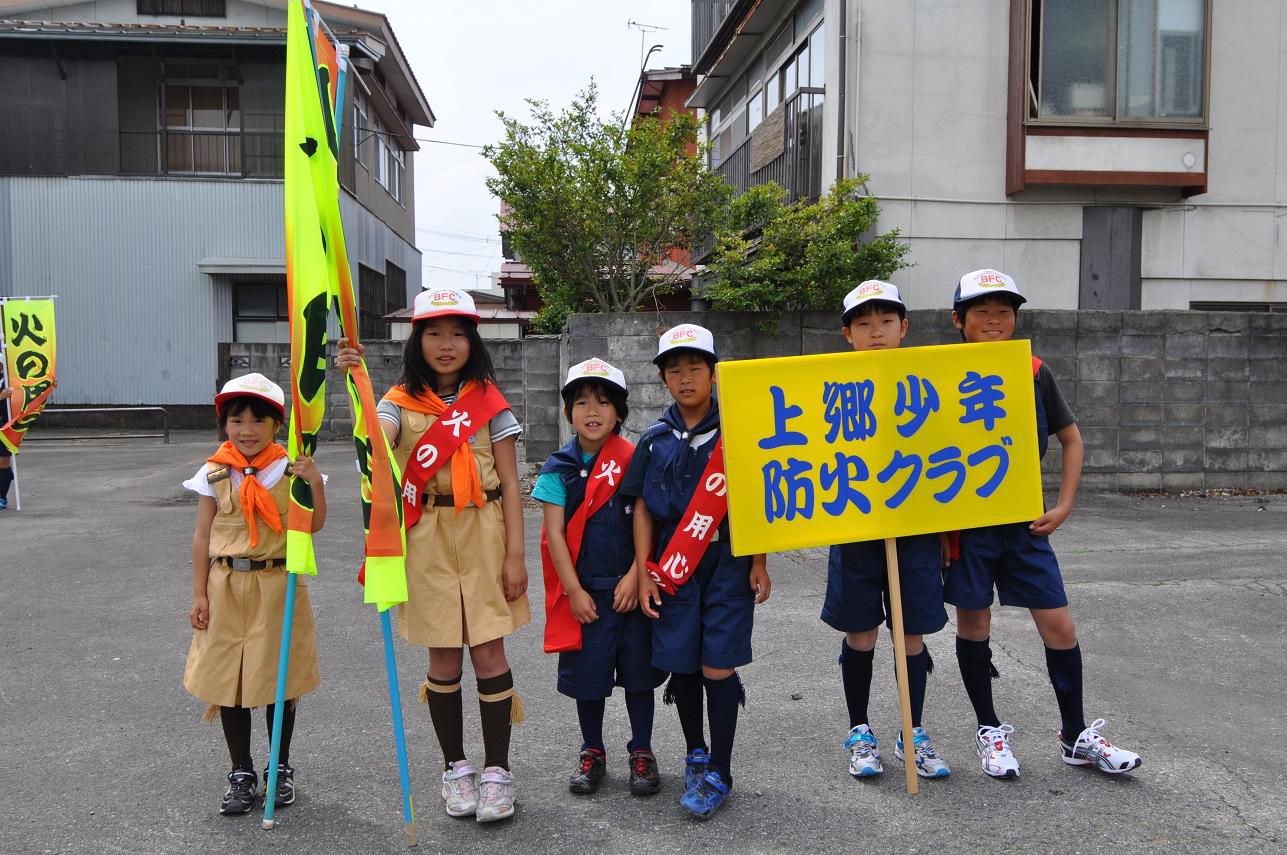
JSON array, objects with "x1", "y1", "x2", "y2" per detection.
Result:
[{"x1": 1060, "y1": 718, "x2": 1142, "y2": 774}]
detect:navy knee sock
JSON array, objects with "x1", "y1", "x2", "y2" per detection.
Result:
[
  {"x1": 663, "y1": 671, "x2": 706, "y2": 754},
  {"x1": 624, "y1": 690, "x2": 654, "y2": 753},
  {"x1": 839, "y1": 638, "x2": 875, "y2": 729},
  {"x1": 264, "y1": 702, "x2": 296, "y2": 767},
  {"x1": 576, "y1": 698, "x2": 606, "y2": 753},
  {"x1": 956, "y1": 636, "x2": 1001, "y2": 729},
  {"x1": 1045, "y1": 644, "x2": 1086, "y2": 739},
  {"x1": 905, "y1": 648, "x2": 931, "y2": 732},
  {"x1": 704, "y1": 672, "x2": 745, "y2": 786},
  {"x1": 0, "y1": 467, "x2": 12, "y2": 500}
]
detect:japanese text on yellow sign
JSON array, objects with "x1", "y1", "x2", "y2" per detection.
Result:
[
  {"x1": 1, "y1": 299, "x2": 57, "y2": 453},
  {"x1": 718, "y1": 340, "x2": 1044, "y2": 556}
]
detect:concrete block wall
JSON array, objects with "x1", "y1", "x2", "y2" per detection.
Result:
[
  {"x1": 562, "y1": 310, "x2": 1287, "y2": 491},
  {"x1": 222, "y1": 336, "x2": 563, "y2": 468}
]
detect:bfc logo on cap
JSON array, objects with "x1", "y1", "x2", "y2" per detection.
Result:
[
  {"x1": 582, "y1": 360, "x2": 612, "y2": 377},
  {"x1": 242, "y1": 376, "x2": 275, "y2": 395},
  {"x1": 429, "y1": 290, "x2": 462, "y2": 306},
  {"x1": 975, "y1": 273, "x2": 1009, "y2": 288},
  {"x1": 668, "y1": 327, "x2": 700, "y2": 345},
  {"x1": 854, "y1": 281, "x2": 888, "y2": 299}
]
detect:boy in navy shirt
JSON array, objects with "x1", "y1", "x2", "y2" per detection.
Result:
[
  {"x1": 824, "y1": 281, "x2": 952, "y2": 781},
  {"x1": 946, "y1": 269, "x2": 1142, "y2": 779},
  {"x1": 620, "y1": 324, "x2": 771, "y2": 819},
  {"x1": 534, "y1": 359, "x2": 665, "y2": 796}
]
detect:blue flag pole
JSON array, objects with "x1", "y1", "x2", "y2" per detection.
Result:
[
  {"x1": 262, "y1": 572, "x2": 298, "y2": 829},
  {"x1": 381, "y1": 607, "x2": 417, "y2": 846}
]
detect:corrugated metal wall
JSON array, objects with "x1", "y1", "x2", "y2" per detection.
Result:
[{"x1": 0, "y1": 176, "x2": 421, "y2": 404}]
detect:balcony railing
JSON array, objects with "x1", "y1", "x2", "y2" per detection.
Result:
[
  {"x1": 715, "y1": 87, "x2": 824, "y2": 203},
  {"x1": 692, "y1": 0, "x2": 740, "y2": 68},
  {"x1": 119, "y1": 130, "x2": 283, "y2": 178}
]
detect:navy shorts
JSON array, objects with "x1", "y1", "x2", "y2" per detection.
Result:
[
  {"x1": 650, "y1": 543, "x2": 755, "y2": 674},
  {"x1": 821, "y1": 534, "x2": 947, "y2": 635},
  {"x1": 943, "y1": 522, "x2": 1069, "y2": 610},
  {"x1": 558, "y1": 582, "x2": 667, "y2": 700}
]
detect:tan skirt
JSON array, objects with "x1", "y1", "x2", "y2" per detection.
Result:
[
  {"x1": 183, "y1": 563, "x2": 321, "y2": 709},
  {"x1": 399, "y1": 500, "x2": 531, "y2": 648}
]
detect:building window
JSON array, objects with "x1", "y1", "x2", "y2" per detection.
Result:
[
  {"x1": 233, "y1": 280, "x2": 289, "y2": 343},
  {"x1": 162, "y1": 61, "x2": 241, "y2": 175},
  {"x1": 138, "y1": 0, "x2": 227, "y2": 16},
  {"x1": 1030, "y1": 0, "x2": 1207, "y2": 122},
  {"x1": 354, "y1": 92, "x2": 370, "y2": 169},
  {"x1": 359, "y1": 264, "x2": 404, "y2": 340},
  {"x1": 369, "y1": 113, "x2": 405, "y2": 202}
]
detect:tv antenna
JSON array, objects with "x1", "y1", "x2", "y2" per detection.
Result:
[{"x1": 627, "y1": 19, "x2": 668, "y2": 69}]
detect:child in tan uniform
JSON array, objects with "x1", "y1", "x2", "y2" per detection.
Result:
[
  {"x1": 183, "y1": 373, "x2": 325, "y2": 815},
  {"x1": 336, "y1": 286, "x2": 529, "y2": 823}
]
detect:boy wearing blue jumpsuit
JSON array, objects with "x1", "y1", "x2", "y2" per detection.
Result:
[
  {"x1": 535, "y1": 358, "x2": 665, "y2": 796},
  {"x1": 621, "y1": 324, "x2": 771, "y2": 819}
]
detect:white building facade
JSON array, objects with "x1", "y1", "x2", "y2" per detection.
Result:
[{"x1": 689, "y1": 0, "x2": 1285, "y2": 312}]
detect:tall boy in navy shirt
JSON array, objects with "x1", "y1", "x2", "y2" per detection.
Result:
[
  {"x1": 620, "y1": 324, "x2": 771, "y2": 819},
  {"x1": 946, "y1": 269, "x2": 1142, "y2": 779}
]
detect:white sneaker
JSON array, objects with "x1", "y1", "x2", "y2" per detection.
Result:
[
  {"x1": 896, "y1": 726, "x2": 952, "y2": 778},
  {"x1": 844, "y1": 724, "x2": 883, "y2": 778},
  {"x1": 441, "y1": 760, "x2": 479, "y2": 817},
  {"x1": 977, "y1": 724, "x2": 1021, "y2": 778},
  {"x1": 1060, "y1": 718, "x2": 1142, "y2": 774},
  {"x1": 475, "y1": 766, "x2": 515, "y2": 823}
]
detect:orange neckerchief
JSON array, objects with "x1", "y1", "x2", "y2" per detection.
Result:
[
  {"x1": 384, "y1": 382, "x2": 486, "y2": 513},
  {"x1": 207, "y1": 441, "x2": 289, "y2": 547}
]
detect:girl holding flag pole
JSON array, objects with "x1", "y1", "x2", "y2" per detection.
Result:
[
  {"x1": 182, "y1": 373, "x2": 325, "y2": 815},
  {"x1": 336, "y1": 286, "x2": 529, "y2": 823}
]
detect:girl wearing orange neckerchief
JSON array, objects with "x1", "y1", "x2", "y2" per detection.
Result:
[
  {"x1": 336, "y1": 286, "x2": 529, "y2": 823},
  {"x1": 182, "y1": 373, "x2": 325, "y2": 817}
]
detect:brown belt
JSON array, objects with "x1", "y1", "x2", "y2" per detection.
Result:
[
  {"x1": 423, "y1": 487, "x2": 502, "y2": 507},
  {"x1": 216, "y1": 557, "x2": 287, "y2": 571}
]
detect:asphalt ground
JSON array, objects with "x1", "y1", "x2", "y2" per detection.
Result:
[{"x1": 0, "y1": 432, "x2": 1284, "y2": 854}]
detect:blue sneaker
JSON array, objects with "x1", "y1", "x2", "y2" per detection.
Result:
[
  {"x1": 0, "y1": 496, "x2": 7, "y2": 510},
  {"x1": 896, "y1": 726, "x2": 952, "y2": 778},
  {"x1": 680, "y1": 769, "x2": 730, "y2": 819},
  {"x1": 683, "y1": 748, "x2": 710, "y2": 792},
  {"x1": 844, "y1": 724, "x2": 882, "y2": 777}
]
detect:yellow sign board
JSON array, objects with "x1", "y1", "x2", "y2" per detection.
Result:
[{"x1": 717, "y1": 340, "x2": 1044, "y2": 556}]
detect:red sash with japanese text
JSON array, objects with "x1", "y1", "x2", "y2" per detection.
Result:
[
  {"x1": 400, "y1": 383, "x2": 509, "y2": 529},
  {"x1": 541, "y1": 433, "x2": 635, "y2": 653},
  {"x1": 646, "y1": 438, "x2": 728, "y2": 596}
]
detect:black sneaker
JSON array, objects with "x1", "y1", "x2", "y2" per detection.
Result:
[
  {"x1": 569, "y1": 748, "x2": 606, "y2": 794},
  {"x1": 220, "y1": 768, "x2": 259, "y2": 816},
  {"x1": 265, "y1": 763, "x2": 295, "y2": 807},
  {"x1": 628, "y1": 749, "x2": 661, "y2": 795}
]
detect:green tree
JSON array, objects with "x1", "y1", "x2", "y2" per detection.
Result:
[
  {"x1": 703, "y1": 176, "x2": 911, "y2": 317},
  {"x1": 484, "y1": 82, "x2": 731, "y2": 332}
]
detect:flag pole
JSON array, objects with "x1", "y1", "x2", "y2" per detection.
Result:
[
  {"x1": 380, "y1": 607, "x2": 417, "y2": 846},
  {"x1": 262, "y1": 572, "x2": 298, "y2": 829},
  {"x1": 884, "y1": 538, "x2": 919, "y2": 795}
]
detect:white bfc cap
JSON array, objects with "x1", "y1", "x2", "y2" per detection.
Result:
[
  {"x1": 653, "y1": 323, "x2": 718, "y2": 366},
  {"x1": 954, "y1": 268, "x2": 1027, "y2": 311},
  {"x1": 563, "y1": 358, "x2": 628, "y2": 396},
  {"x1": 841, "y1": 280, "x2": 905, "y2": 321},
  {"x1": 412, "y1": 287, "x2": 482, "y2": 323},
  {"x1": 215, "y1": 372, "x2": 286, "y2": 417}
]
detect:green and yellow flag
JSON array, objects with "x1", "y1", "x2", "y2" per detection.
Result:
[
  {"x1": 284, "y1": 0, "x2": 332, "y2": 576},
  {"x1": 287, "y1": 0, "x2": 407, "y2": 605},
  {"x1": 1, "y1": 299, "x2": 57, "y2": 453}
]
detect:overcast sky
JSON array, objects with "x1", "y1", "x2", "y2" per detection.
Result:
[{"x1": 352, "y1": 0, "x2": 693, "y2": 294}]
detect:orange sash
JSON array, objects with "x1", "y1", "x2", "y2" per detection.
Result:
[
  {"x1": 206, "y1": 442, "x2": 289, "y2": 547},
  {"x1": 384, "y1": 381, "x2": 509, "y2": 521}
]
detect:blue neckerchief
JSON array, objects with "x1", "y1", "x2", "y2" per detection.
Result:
[{"x1": 657, "y1": 397, "x2": 721, "y2": 485}]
